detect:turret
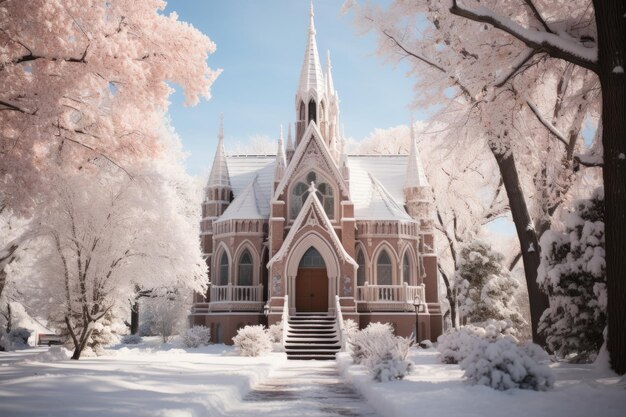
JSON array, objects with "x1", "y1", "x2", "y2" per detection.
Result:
[
  {"x1": 286, "y1": 123, "x2": 295, "y2": 164},
  {"x1": 403, "y1": 117, "x2": 434, "y2": 251}
]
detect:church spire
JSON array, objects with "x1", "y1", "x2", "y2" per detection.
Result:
[
  {"x1": 207, "y1": 115, "x2": 231, "y2": 189},
  {"x1": 286, "y1": 123, "x2": 295, "y2": 163},
  {"x1": 275, "y1": 125, "x2": 287, "y2": 183},
  {"x1": 404, "y1": 116, "x2": 428, "y2": 188}
]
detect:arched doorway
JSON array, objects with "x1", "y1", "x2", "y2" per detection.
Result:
[{"x1": 295, "y1": 247, "x2": 329, "y2": 312}]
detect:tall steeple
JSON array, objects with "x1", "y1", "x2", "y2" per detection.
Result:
[
  {"x1": 295, "y1": 1, "x2": 327, "y2": 145},
  {"x1": 404, "y1": 116, "x2": 428, "y2": 188},
  {"x1": 207, "y1": 116, "x2": 231, "y2": 189}
]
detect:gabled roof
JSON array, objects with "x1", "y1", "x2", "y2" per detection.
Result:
[
  {"x1": 206, "y1": 118, "x2": 231, "y2": 189},
  {"x1": 358, "y1": 174, "x2": 415, "y2": 221},
  {"x1": 272, "y1": 121, "x2": 349, "y2": 201},
  {"x1": 227, "y1": 155, "x2": 275, "y2": 217},
  {"x1": 218, "y1": 175, "x2": 266, "y2": 221},
  {"x1": 268, "y1": 183, "x2": 357, "y2": 268},
  {"x1": 297, "y1": 2, "x2": 325, "y2": 101}
]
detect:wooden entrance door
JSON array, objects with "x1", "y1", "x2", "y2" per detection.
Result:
[{"x1": 295, "y1": 268, "x2": 328, "y2": 312}]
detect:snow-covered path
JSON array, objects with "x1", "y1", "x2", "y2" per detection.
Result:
[{"x1": 236, "y1": 360, "x2": 379, "y2": 417}]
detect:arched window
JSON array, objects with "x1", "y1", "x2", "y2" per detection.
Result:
[
  {"x1": 238, "y1": 250, "x2": 253, "y2": 286},
  {"x1": 403, "y1": 253, "x2": 410, "y2": 285},
  {"x1": 377, "y1": 250, "x2": 392, "y2": 285},
  {"x1": 299, "y1": 247, "x2": 326, "y2": 268},
  {"x1": 219, "y1": 252, "x2": 229, "y2": 286},
  {"x1": 290, "y1": 171, "x2": 334, "y2": 220},
  {"x1": 357, "y1": 249, "x2": 366, "y2": 286},
  {"x1": 308, "y1": 99, "x2": 317, "y2": 124}
]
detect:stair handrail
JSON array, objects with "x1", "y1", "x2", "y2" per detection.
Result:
[
  {"x1": 335, "y1": 295, "x2": 346, "y2": 351},
  {"x1": 281, "y1": 295, "x2": 289, "y2": 348}
]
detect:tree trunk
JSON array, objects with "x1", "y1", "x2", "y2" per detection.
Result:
[
  {"x1": 490, "y1": 144, "x2": 549, "y2": 345},
  {"x1": 594, "y1": 0, "x2": 626, "y2": 375},
  {"x1": 438, "y1": 265, "x2": 457, "y2": 328},
  {"x1": 130, "y1": 301, "x2": 139, "y2": 335}
]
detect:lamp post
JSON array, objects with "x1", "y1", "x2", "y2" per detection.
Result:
[{"x1": 413, "y1": 297, "x2": 424, "y2": 344}]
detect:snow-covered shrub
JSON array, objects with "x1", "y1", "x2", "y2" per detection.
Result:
[
  {"x1": 538, "y1": 188, "x2": 605, "y2": 362},
  {"x1": 455, "y1": 241, "x2": 525, "y2": 332},
  {"x1": 143, "y1": 290, "x2": 188, "y2": 343},
  {"x1": 182, "y1": 325, "x2": 211, "y2": 348},
  {"x1": 343, "y1": 319, "x2": 359, "y2": 339},
  {"x1": 266, "y1": 321, "x2": 283, "y2": 344},
  {"x1": 348, "y1": 322, "x2": 413, "y2": 382},
  {"x1": 121, "y1": 334, "x2": 143, "y2": 345},
  {"x1": 418, "y1": 339, "x2": 433, "y2": 349},
  {"x1": 348, "y1": 322, "x2": 394, "y2": 364},
  {"x1": 0, "y1": 327, "x2": 32, "y2": 350},
  {"x1": 361, "y1": 334, "x2": 414, "y2": 382},
  {"x1": 460, "y1": 337, "x2": 554, "y2": 391},
  {"x1": 437, "y1": 320, "x2": 516, "y2": 364},
  {"x1": 88, "y1": 311, "x2": 124, "y2": 355},
  {"x1": 232, "y1": 325, "x2": 272, "y2": 357}
]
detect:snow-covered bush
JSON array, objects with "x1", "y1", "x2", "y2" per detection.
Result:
[
  {"x1": 349, "y1": 322, "x2": 394, "y2": 364},
  {"x1": 89, "y1": 311, "x2": 124, "y2": 355},
  {"x1": 266, "y1": 321, "x2": 283, "y2": 344},
  {"x1": 460, "y1": 337, "x2": 554, "y2": 391},
  {"x1": 343, "y1": 319, "x2": 359, "y2": 341},
  {"x1": 0, "y1": 327, "x2": 31, "y2": 350},
  {"x1": 437, "y1": 320, "x2": 516, "y2": 364},
  {"x1": 348, "y1": 322, "x2": 413, "y2": 382},
  {"x1": 419, "y1": 339, "x2": 433, "y2": 349},
  {"x1": 182, "y1": 325, "x2": 211, "y2": 348},
  {"x1": 538, "y1": 188, "x2": 605, "y2": 362},
  {"x1": 455, "y1": 241, "x2": 525, "y2": 332},
  {"x1": 121, "y1": 334, "x2": 143, "y2": 345},
  {"x1": 232, "y1": 325, "x2": 272, "y2": 357},
  {"x1": 143, "y1": 290, "x2": 188, "y2": 343}
]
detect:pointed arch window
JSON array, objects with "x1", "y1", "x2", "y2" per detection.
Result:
[
  {"x1": 290, "y1": 171, "x2": 334, "y2": 220},
  {"x1": 299, "y1": 247, "x2": 326, "y2": 268},
  {"x1": 377, "y1": 250, "x2": 392, "y2": 285},
  {"x1": 219, "y1": 252, "x2": 229, "y2": 286},
  {"x1": 238, "y1": 250, "x2": 253, "y2": 286},
  {"x1": 357, "y1": 249, "x2": 366, "y2": 286},
  {"x1": 308, "y1": 99, "x2": 317, "y2": 124},
  {"x1": 403, "y1": 253, "x2": 411, "y2": 285}
]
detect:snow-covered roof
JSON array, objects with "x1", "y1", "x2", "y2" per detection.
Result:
[
  {"x1": 222, "y1": 153, "x2": 414, "y2": 221},
  {"x1": 218, "y1": 175, "x2": 266, "y2": 221},
  {"x1": 347, "y1": 155, "x2": 410, "y2": 217},
  {"x1": 225, "y1": 155, "x2": 275, "y2": 217}
]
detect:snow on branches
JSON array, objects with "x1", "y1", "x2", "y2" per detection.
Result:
[
  {"x1": 538, "y1": 187, "x2": 606, "y2": 362},
  {"x1": 455, "y1": 241, "x2": 526, "y2": 331}
]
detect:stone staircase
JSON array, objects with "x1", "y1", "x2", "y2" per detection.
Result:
[{"x1": 284, "y1": 313, "x2": 342, "y2": 360}]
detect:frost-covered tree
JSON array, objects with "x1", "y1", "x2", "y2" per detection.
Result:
[
  {"x1": 343, "y1": 0, "x2": 625, "y2": 374},
  {"x1": 455, "y1": 241, "x2": 525, "y2": 330},
  {"x1": 538, "y1": 188, "x2": 605, "y2": 362},
  {"x1": 32, "y1": 157, "x2": 205, "y2": 359},
  {"x1": 0, "y1": 0, "x2": 220, "y2": 296}
]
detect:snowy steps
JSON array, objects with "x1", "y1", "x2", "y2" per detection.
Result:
[
  {"x1": 284, "y1": 313, "x2": 342, "y2": 360},
  {"x1": 240, "y1": 361, "x2": 380, "y2": 417}
]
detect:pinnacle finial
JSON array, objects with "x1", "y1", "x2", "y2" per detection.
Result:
[
  {"x1": 309, "y1": 0, "x2": 316, "y2": 34},
  {"x1": 218, "y1": 114, "x2": 224, "y2": 141},
  {"x1": 308, "y1": 181, "x2": 317, "y2": 194},
  {"x1": 279, "y1": 124, "x2": 284, "y2": 142}
]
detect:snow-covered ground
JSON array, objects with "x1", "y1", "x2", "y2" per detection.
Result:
[
  {"x1": 338, "y1": 348, "x2": 626, "y2": 417},
  {"x1": 0, "y1": 338, "x2": 286, "y2": 417},
  {"x1": 2, "y1": 342, "x2": 625, "y2": 417}
]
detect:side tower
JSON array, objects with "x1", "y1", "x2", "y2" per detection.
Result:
[
  {"x1": 403, "y1": 120, "x2": 443, "y2": 338},
  {"x1": 200, "y1": 118, "x2": 232, "y2": 288}
]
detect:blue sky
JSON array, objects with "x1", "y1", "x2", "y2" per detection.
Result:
[{"x1": 164, "y1": 0, "x2": 424, "y2": 177}]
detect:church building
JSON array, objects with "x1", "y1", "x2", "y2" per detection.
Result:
[{"x1": 190, "y1": 4, "x2": 443, "y2": 350}]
